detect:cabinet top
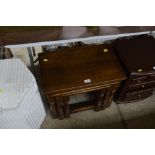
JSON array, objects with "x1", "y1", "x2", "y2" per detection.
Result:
[{"x1": 113, "y1": 35, "x2": 155, "y2": 75}]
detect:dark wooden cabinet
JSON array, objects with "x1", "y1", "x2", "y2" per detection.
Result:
[
  {"x1": 113, "y1": 34, "x2": 155, "y2": 103},
  {"x1": 0, "y1": 48, "x2": 13, "y2": 59},
  {"x1": 39, "y1": 44, "x2": 126, "y2": 119}
]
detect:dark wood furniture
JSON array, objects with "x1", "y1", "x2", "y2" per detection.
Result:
[
  {"x1": 113, "y1": 34, "x2": 155, "y2": 103},
  {"x1": 0, "y1": 48, "x2": 13, "y2": 59},
  {"x1": 38, "y1": 44, "x2": 126, "y2": 119},
  {"x1": 0, "y1": 26, "x2": 155, "y2": 46}
]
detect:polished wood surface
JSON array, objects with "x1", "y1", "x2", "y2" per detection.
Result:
[
  {"x1": 113, "y1": 34, "x2": 155, "y2": 74},
  {"x1": 0, "y1": 26, "x2": 155, "y2": 46},
  {"x1": 113, "y1": 35, "x2": 155, "y2": 103},
  {"x1": 39, "y1": 44, "x2": 125, "y2": 96},
  {"x1": 39, "y1": 44, "x2": 126, "y2": 119}
]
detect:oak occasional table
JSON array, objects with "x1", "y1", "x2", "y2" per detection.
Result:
[{"x1": 39, "y1": 44, "x2": 126, "y2": 119}]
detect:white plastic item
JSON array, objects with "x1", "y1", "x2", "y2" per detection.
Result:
[{"x1": 0, "y1": 59, "x2": 46, "y2": 129}]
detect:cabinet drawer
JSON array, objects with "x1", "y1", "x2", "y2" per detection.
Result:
[
  {"x1": 127, "y1": 81, "x2": 155, "y2": 91},
  {"x1": 128, "y1": 76, "x2": 148, "y2": 85},
  {"x1": 123, "y1": 88, "x2": 154, "y2": 102},
  {"x1": 149, "y1": 74, "x2": 155, "y2": 81}
]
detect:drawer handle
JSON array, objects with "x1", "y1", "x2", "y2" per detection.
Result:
[
  {"x1": 138, "y1": 80, "x2": 141, "y2": 83},
  {"x1": 142, "y1": 85, "x2": 145, "y2": 88},
  {"x1": 43, "y1": 58, "x2": 48, "y2": 62}
]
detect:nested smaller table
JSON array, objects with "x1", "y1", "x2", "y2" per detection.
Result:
[{"x1": 39, "y1": 44, "x2": 126, "y2": 119}]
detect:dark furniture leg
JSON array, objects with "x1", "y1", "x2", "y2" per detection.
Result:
[
  {"x1": 95, "y1": 90, "x2": 105, "y2": 111},
  {"x1": 54, "y1": 96, "x2": 65, "y2": 120},
  {"x1": 0, "y1": 47, "x2": 4, "y2": 59},
  {"x1": 50, "y1": 101, "x2": 58, "y2": 119},
  {"x1": 63, "y1": 96, "x2": 70, "y2": 118},
  {"x1": 27, "y1": 47, "x2": 36, "y2": 74},
  {"x1": 102, "y1": 89, "x2": 115, "y2": 109}
]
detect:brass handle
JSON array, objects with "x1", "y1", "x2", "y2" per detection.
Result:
[
  {"x1": 103, "y1": 49, "x2": 108, "y2": 53},
  {"x1": 43, "y1": 58, "x2": 48, "y2": 62}
]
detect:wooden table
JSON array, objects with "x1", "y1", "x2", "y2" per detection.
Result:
[{"x1": 39, "y1": 44, "x2": 126, "y2": 119}]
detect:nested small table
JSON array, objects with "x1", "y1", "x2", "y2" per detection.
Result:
[{"x1": 39, "y1": 44, "x2": 126, "y2": 119}]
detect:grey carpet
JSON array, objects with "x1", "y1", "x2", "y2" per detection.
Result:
[{"x1": 41, "y1": 95, "x2": 155, "y2": 129}]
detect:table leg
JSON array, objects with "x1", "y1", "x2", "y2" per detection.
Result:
[
  {"x1": 63, "y1": 96, "x2": 70, "y2": 118},
  {"x1": 107, "y1": 89, "x2": 115, "y2": 107},
  {"x1": 50, "y1": 101, "x2": 58, "y2": 119},
  {"x1": 95, "y1": 90, "x2": 105, "y2": 111},
  {"x1": 0, "y1": 47, "x2": 4, "y2": 59},
  {"x1": 27, "y1": 47, "x2": 36, "y2": 74},
  {"x1": 54, "y1": 96, "x2": 65, "y2": 120},
  {"x1": 101, "y1": 89, "x2": 115, "y2": 109}
]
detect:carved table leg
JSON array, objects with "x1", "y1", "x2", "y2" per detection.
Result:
[
  {"x1": 50, "y1": 101, "x2": 58, "y2": 118},
  {"x1": 101, "y1": 89, "x2": 115, "y2": 109},
  {"x1": 54, "y1": 96, "x2": 65, "y2": 120},
  {"x1": 47, "y1": 97, "x2": 58, "y2": 119},
  {"x1": 63, "y1": 96, "x2": 70, "y2": 118},
  {"x1": 106, "y1": 89, "x2": 115, "y2": 107},
  {"x1": 95, "y1": 90, "x2": 105, "y2": 111}
]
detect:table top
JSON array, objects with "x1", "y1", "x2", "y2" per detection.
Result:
[
  {"x1": 113, "y1": 35, "x2": 155, "y2": 75},
  {"x1": 1, "y1": 26, "x2": 155, "y2": 47},
  {"x1": 39, "y1": 44, "x2": 126, "y2": 96}
]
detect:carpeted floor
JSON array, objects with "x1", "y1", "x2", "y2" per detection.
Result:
[{"x1": 41, "y1": 94, "x2": 155, "y2": 129}]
